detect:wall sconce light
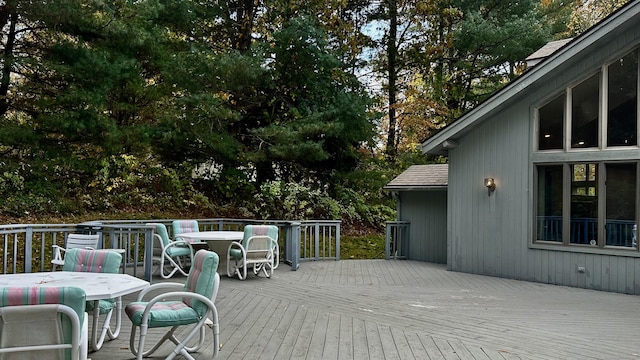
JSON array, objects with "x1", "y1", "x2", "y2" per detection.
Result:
[
  {"x1": 484, "y1": 177, "x2": 496, "y2": 196},
  {"x1": 442, "y1": 139, "x2": 458, "y2": 149}
]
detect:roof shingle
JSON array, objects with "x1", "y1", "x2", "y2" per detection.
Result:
[{"x1": 384, "y1": 164, "x2": 448, "y2": 190}]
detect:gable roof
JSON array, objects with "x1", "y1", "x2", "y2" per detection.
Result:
[
  {"x1": 421, "y1": 0, "x2": 640, "y2": 155},
  {"x1": 525, "y1": 38, "x2": 573, "y2": 67},
  {"x1": 384, "y1": 164, "x2": 448, "y2": 191}
]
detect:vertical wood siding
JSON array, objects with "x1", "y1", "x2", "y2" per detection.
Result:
[
  {"x1": 446, "y1": 22, "x2": 640, "y2": 294},
  {"x1": 398, "y1": 191, "x2": 447, "y2": 263}
]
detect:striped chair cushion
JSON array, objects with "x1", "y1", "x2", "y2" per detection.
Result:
[
  {"x1": 125, "y1": 301, "x2": 200, "y2": 328},
  {"x1": 61, "y1": 248, "x2": 122, "y2": 274},
  {"x1": 183, "y1": 250, "x2": 218, "y2": 316},
  {"x1": 0, "y1": 286, "x2": 86, "y2": 355},
  {"x1": 172, "y1": 220, "x2": 199, "y2": 240}
]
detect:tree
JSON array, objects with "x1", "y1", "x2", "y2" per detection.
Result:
[
  {"x1": 566, "y1": 0, "x2": 628, "y2": 36},
  {"x1": 369, "y1": 0, "x2": 551, "y2": 155}
]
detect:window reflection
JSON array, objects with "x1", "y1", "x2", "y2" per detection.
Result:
[
  {"x1": 571, "y1": 74, "x2": 600, "y2": 148},
  {"x1": 608, "y1": 51, "x2": 638, "y2": 147},
  {"x1": 538, "y1": 95, "x2": 564, "y2": 150},
  {"x1": 605, "y1": 163, "x2": 637, "y2": 247},
  {"x1": 570, "y1": 163, "x2": 598, "y2": 244}
]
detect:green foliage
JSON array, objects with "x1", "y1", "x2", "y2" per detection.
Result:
[
  {"x1": 246, "y1": 16, "x2": 376, "y2": 185},
  {"x1": 87, "y1": 154, "x2": 214, "y2": 212},
  {"x1": 0, "y1": 170, "x2": 24, "y2": 194},
  {"x1": 341, "y1": 234, "x2": 386, "y2": 259},
  {"x1": 250, "y1": 178, "x2": 396, "y2": 230},
  {"x1": 252, "y1": 181, "x2": 342, "y2": 220}
]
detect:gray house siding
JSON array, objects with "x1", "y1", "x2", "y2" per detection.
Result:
[
  {"x1": 398, "y1": 190, "x2": 447, "y2": 264},
  {"x1": 447, "y1": 105, "x2": 530, "y2": 279},
  {"x1": 443, "y1": 8, "x2": 640, "y2": 294}
]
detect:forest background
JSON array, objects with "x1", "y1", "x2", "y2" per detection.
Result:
[{"x1": 0, "y1": 0, "x2": 628, "y2": 243}]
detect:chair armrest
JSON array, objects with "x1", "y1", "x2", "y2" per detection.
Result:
[
  {"x1": 227, "y1": 241, "x2": 246, "y2": 254},
  {"x1": 165, "y1": 240, "x2": 193, "y2": 250},
  {"x1": 135, "y1": 283, "x2": 184, "y2": 301},
  {"x1": 51, "y1": 245, "x2": 66, "y2": 263}
]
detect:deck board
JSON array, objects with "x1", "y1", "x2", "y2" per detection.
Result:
[{"x1": 88, "y1": 259, "x2": 640, "y2": 360}]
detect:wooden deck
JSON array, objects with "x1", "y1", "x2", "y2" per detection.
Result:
[{"x1": 91, "y1": 260, "x2": 640, "y2": 360}]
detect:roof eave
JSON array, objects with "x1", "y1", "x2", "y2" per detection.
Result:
[{"x1": 384, "y1": 185, "x2": 448, "y2": 191}]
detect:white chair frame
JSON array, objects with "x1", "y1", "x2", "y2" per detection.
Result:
[
  {"x1": 153, "y1": 234, "x2": 194, "y2": 279},
  {"x1": 227, "y1": 235, "x2": 278, "y2": 280},
  {"x1": 128, "y1": 275, "x2": 220, "y2": 360},
  {"x1": 51, "y1": 234, "x2": 100, "y2": 271},
  {"x1": 0, "y1": 303, "x2": 88, "y2": 360}
]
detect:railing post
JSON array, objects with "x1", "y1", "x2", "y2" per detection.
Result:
[
  {"x1": 25, "y1": 226, "x2": 33, "y2": 273},
  {"x1": 385, "y1": 222, "x2": 391, "y2": 259},
  {"x1": 144, "y1": 226, "x2": 154, "y2": 282},
  {"x1": 286, "y1": 222, "x2": 300, "y2": 271},
  {"x1": 314, "y1": 222, "x2": 320, "y2": 261},
  {"x1": 335, "y1": 222, "x2": 340, "y2": 261}
]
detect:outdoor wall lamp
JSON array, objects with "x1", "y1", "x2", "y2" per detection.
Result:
[{"x1": 484, "y1": 177, "x2": 496, "y2": 196}]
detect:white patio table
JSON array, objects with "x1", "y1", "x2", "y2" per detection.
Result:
[
  {"x1": 0, "y1": 272, "x2": 149, "y2": 353},
  {"x1": 176, "y1": 231, "x2": 244, "y2": 274}
]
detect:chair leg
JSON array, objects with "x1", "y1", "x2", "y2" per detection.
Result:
[
  {"x1": 180, "y1": 324, "x2": 206, "y2": 353},
  {"x1": 238, "y1": 262, "x2": 247, "y2": 280},
  {"x1": 130, "y1": 324, "x2": 176, "y2": 359},
  {"x1": 228, "y1": 257, "x2": 246, "y2": 280},
  {"x1": 161, "y1": 254, "x2": 189, "y2": 279},
  {"x1": 107, "y1": 297, "x2": 122, "y2": 340},
  {"x1": 130, "y1": 323, "x2": 205, "y2": 360},
  {"x1": 89, "y1": 302, "x2": 112, "y2": 351},
  {"x1": 88, "y1": 297, "x2": 122, "y2": 352},
  {"x1": 80, "y1": 315, "x2": 88, "y2": 360},
  {"x1": 227, "y1": 253, "x2": 234, "y2": 278}
]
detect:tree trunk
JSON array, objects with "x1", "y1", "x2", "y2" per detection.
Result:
[
  {"x1": 0, "y1": 11, "x2": 17, "y2": 117},
  {"x1": 385, "y1": 0, "x2": 398, "y2": 160}
]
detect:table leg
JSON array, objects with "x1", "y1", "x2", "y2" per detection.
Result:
[{"x1": 206, "y1": 240, "x2": 233, "y2": 274}]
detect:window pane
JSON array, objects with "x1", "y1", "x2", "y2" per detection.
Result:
[
  {"x1": 536, "y1": 165, "x2": 563, "y2": 242},
  {"x1": 608, "y1": 51, "x2": 638, "y2": 147},
  {"x1": 571, "y1": 74, "x2": 600, "y2": 148},
  {"x1": 538, "y1": 95, "x2": 564, "y2": 150},
  {"x1": 606, "y1": 163, "x2": 637, "y2": 247},
  {"x1": 570, "y1": 163, "x2": 598, "y2": 244},
  {"x1": 607, "y1": 51, "x2": 638, "y2": 146}
]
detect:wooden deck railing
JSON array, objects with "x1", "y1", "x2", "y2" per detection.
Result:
[
  {"x1": 536, "y1": 216, "x2": 637, "y2": 247},
  {"x1": 385, "y1": 221, "x2": 410, "y2": 259},
  {"x1": 0, "y1": 218, "x2": 341, "y2": 279}
]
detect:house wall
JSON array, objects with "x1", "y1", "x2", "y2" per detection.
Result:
[
  {"x1": 398, "y1": 190, "x2": 447, "y2": 264},
  {"x1": 447, "y1": 20, "x2": 640, "y2": 294}
]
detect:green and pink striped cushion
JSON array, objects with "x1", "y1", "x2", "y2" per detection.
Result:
[
  {"x1": 172, "y1": 220, "x2": 200, "y2": 242},
  {"x1": 0, "y1": 286, "x2": 86, "y2": 353},
  {"x1": 61, "y1": 248, "x2": 122, "y2": 274}
]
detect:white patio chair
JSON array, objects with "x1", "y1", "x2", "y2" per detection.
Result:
[
  {"x1": 51, "y1": 233, "x2": 100, "y2": 271},
  {"x1": 125, "y1": 250, "x2": 220, "y2": 360},
  {"x1": 227, "y1": 225, "x2": 279, "y2": 280},
  {"x1": 147, "y1": 223, "x2": 194, "y2": 278},
  {"x1": 0, "y1": 286, "x2": 88, "y2": 360}
]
